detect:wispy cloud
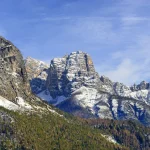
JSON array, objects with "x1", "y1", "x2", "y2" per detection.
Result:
[
  {"x1": 96, "y1": 35, "x2": 150, "y2": 85},
  {"x1": 43, "y1": 16, "x2": 71, "y2": 21},
  {"x1": 121, "y1": 16, "x2": 150, "y2": 27},
  {"x1": 100, "y1": 59, "x2": 140, "y2": 85}
]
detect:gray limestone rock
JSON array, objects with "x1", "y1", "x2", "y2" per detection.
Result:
[
  {"x1": 24, "y1": 57, "x2": 49, "y2": 94},
  {"x1": 47, "y1": 51, "x2": 101, "y2": 98},
  {"x1": 131, "y1": 81, "x2": 150, "y2": 91},
  {"x1": 0, "y1": 36, "x2": 30, "y2": 101}
]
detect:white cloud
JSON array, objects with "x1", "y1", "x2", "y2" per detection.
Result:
[
  {"x1": 63, "y1": 17, "x2": 121, "y2": 45},
  {"x1": 96, "y1": 35, "x2": 150, "y2": 85},
  {"x1": 98, "y1": 59, "x2": 140, "y2": 85}
]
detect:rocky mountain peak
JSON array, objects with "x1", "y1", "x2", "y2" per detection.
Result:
[
  {"x1": 130, "y1": 81, "x2": 150, "y2": 91},
  {"x1": 138, "y1": 81, "x2": 150, "y2": 90},
  {"x1": 100, "y1": 75, "x2": 113, "y2": 85},
  {"x1": 25, "y1": 57, "x2": 49, "y2": 80},
  {"x1": 66, "y1": 51, "x2": 96, "y2": 74},
  {"x1": 24, "y1": 57, "x2": 49, "y2": 94},
  {"x1": 47, "y1": 51, "x2": 101, "y2": 98},
  {"x1": 0, "y1": 36, "x2": 30, "y2": 101},
  {"x1": 0, "y1": 36, "x2": 12, "y2": 47}
]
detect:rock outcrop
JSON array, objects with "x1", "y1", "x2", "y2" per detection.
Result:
[
  {"x1": 0, "y1": 36, "x2": 30, "y2": 101},
  {"x1": 0, "y1": 36, "x2": 62, "y2": 114},
  {"x1": 131, "y1": 81, "x2": 150, "y2": 91},
  {"x1": 47, "y1": 51, "x2": 101, "y2": 98},
  {"x1": 25, "y1": 57, "x2": 49, "y2": 94}
]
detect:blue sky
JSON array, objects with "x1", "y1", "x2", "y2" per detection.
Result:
[{"x1": 0, "y1": 0, "x2": 150, "y2": 85}]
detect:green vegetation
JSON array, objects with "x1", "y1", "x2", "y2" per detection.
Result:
[
  {"x1": 0, "y1": 107, "x2": 126, "y2": 150},
  {"x1": 82, "y1": 118, "x2": 150, "y2": 150},
  {"x1": 0, "y1": 103, "x2": 150, "y2": 150}
]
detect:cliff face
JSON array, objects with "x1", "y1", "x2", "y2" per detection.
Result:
[
  {"x1": 0, "y1": 37, "x2": 30, "y2": 101},
  {"x1": 25, "y1": 57, "x2": 49, "y2": 94},
  {"x1": 47, "y1": 51, "x2": 101, "y2": 98},
  {"x1": 0, "y1": 36, "x2": 65, "y2": 113}
]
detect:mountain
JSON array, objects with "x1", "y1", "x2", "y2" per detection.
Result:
[
  {"x1": 0, "y1": 36, "x2": 30, "y2": 101},
  {"x1": 0, "y1": 36, "x2": 62, "y2": 112},
  {"x1": 46, "y1": 51, "x2": 101, "y2": 98},
  {"x1": 27, "y1": 51, "x2": 150, "y2": 126},
  {"x1": 25, "y1": 57, "x2": 49, "y2": 94},
  {"x1": 0, "y1": 36, "x2": 127, "y2": 150}
]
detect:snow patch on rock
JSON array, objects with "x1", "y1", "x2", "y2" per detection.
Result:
[
  {"x1": 15, "y1": 97, "x2": 32, "y2": 110},
  {"x1": 72, "y1": 86, "x2": 100, "y2": 109},
  {"x1": 0, "y1": 96, "x2": 19, "y2": 110},
  {"x1": 101, "y1": 134, "x2": 118, "y2": 144},
  {"x1": 37, "y1": 90, "x2": 67, "y2": 106},
  {"x1": 0, "y1": 96, "x2": 32, "y2": 111}
]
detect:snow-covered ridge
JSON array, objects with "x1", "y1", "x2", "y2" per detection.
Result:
[
  {"x1": 25, "y1": 57, "x2": 49, "y2": 68},
  {"x1": 25, "y1": 57, "x2": 49, "y2": 79},
  {"x1": 0, "y1": 95, "x2": 64, "y2": 118},
  {"x1": 0, "y1": 95, "x2": 63, "y2": 117}
]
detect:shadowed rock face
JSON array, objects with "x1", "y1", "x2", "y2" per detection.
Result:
[
  {"x1": 0, "y1": 36, "x2": 30, "y2": 101},
  {"x1": 131, "y1": 81, "x2": 150, "y2": 91},
  {"x1": 24, "y1": 57, "x2": 49, "y2": 94},
  {"x1": 46, "y1": 51, "x2": 101, "y2": 98}
]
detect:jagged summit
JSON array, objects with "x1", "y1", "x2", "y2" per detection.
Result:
[
  {"x1": 47, "y1": 50, "x2": 101, "y2": 98},
  {"x1": 25, "y1": 56, "x2": 49, "y2": 80},
  {"x1": 69, "y1": 50, "x2": 88, "y2": 55},
  {"x1": 25, "y1": 57, "x2": 49, "y2": 66},
  {"x1": 0, "y1": 36, "x2": 11, "y2": 46},
  {"x1": 0, "y1": 36, "x2": 19, "y2": 52},
  {"x1": 130, "y1": 81, "x2": 150, "y2": 91}
]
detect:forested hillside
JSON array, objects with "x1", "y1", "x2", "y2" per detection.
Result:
[
  {"x1": 0, "y1": 107, "x2": 127, "y2": 150},
  {"x1": 80, "y1": 118, "x2": 150, "y2": 150}
]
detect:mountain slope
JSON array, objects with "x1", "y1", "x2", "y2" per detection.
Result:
[
  {"x1": 0, "y1": 37, "x2": 56, "y2": 113},
  {"x1": 0, "y1": 36, "x2": 30, "y2": 101},
  {"x1": 0, "y1": 107, "x2": 128, "y2": 150},
  {"x1": 79, "y1": 118, "x2": 150, "y2": 150},
  {"x1": 27, "y1": 51, "x2": 150, "y2": 126}
]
